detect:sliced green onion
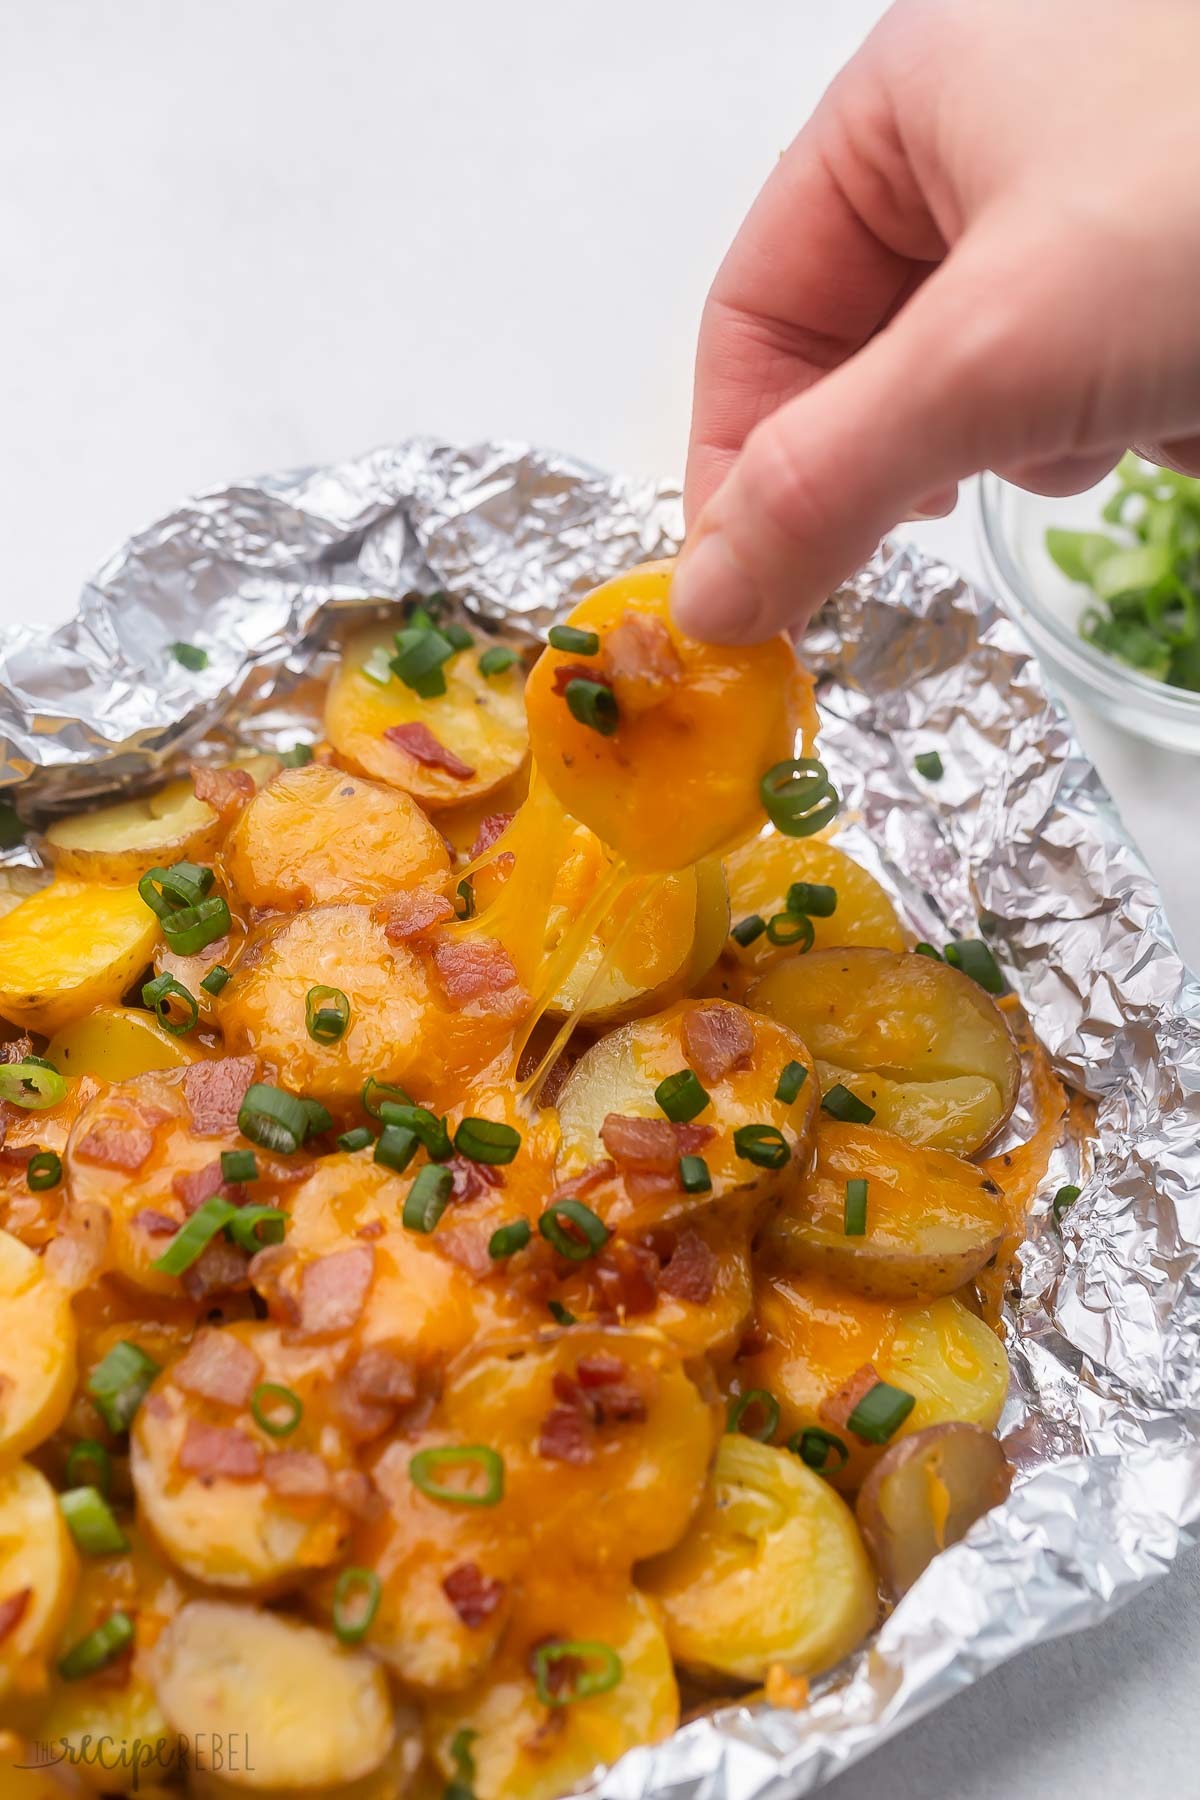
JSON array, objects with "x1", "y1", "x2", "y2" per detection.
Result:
[
  {"x1": 820, "y1": 1084, "x2": 876, "y2": 1125},
  {"x1": 362, "y1": 645, "x2": 395, "y2": 686},
  {"x1": 943, "y1": 938, "x2": 1005, "y2": 994},
  {"x1": 548, "y1": 625, "x2": 600, "y2": 656},
  {"x1": 766, "y1": 910, "x2": 815, "y2": 950},
  {"x1": 679, "y1": 1154, "x2": 712, "y2": 1195},
  {"x1": 730, "y1": 913, "x2": 767, "y2": 947},
  {"x1": 138, "y1": 861, "x2": 214, "y2": 917},
  {"x1": 488, "y1": 1219, "x2": 532, "y2": 1259},
  {"x1": 1052, "y1": 1183, "x2": 1082, "y2": 1223},
  {"x1": 0, "y1": 801, "x2": 23, "y2": 848},
  {"x1": 788, "y1": 1427, "x2": 849, "y2": 1475},
  {"x1": 379, "y1": 1102, "x2": 453, "y2": 1161},
  {"x1": 305, "y1": 984, "x2": 351, "y2": 1044},
  {"x1": 392, "y1": 627, "x2": 455, "y2": 696},
  {"x1": 375, "y1": 1124, "x2": 418, "y2": 1174},
  {"x1": 238, "y1": 1082, "x2": 310, "y2": 1154},
  {"x1": 454, "y1": 1117, "x2": 522, "y2": 1165},
  {"x1": 913, "y1": 942, "x2": 944, "y2": 960},
  {"x1": 455, "y1": 877, "x2": 475, "y2": 920},
  {"x1": 443, "y1": 621, "x2": 475, "y2": 652},
  {"x1": 727, "y1": 1388, "x2": 780, "y2": 1442},
  {"x1": 251, "y1": 1382, "x2": 303, "y2": 1437},
  {"x1": 141, "y1": 972, "x2": 198, "y2": 1036},
  {"x1": 58, "y1": 1612, "x2": 135, "y2": 1681},
  {"x1": 332, "y1": 1567, "x2": 382, "y2": 1645},
  {"x1": 151, "y1": 1194, "x2": 239, "y2": 1275},
  {"x1": 220, "y1": 1149, "x2": 258, "y2": 1184},
  {"x1": 539, "y1": 1198, "x2": 609, "y2": 1261},
  {"x1": 226, "y1": 1206, "x2": 287, "y2": 1253},
  {"x1": 60, "y1": 1486, "x2": 128, "y2": 1556},
  {"x1": 406, "y1": 604, "x2": 439, "y2": 634},
  {"x1": 403, "y1": 1164, "x2": 454, "y2": 1233},
  {"x1": 785, "y1": 881, "x2": 838, "y2": 918},
  {"x1": 170, "y1": 642, "x2": 208, "y2": 672},
  {"x1": 337, "y1": 1126, "x2": 375, "y2": 1153},
  {"x1": 479, "y1": 645, "x2": 519, "y2": 678},
  {"x1": 65, "y1": 1440, "x2": 111, "y2": 1497},
  {"x1": 759, "y1": 758, "x2": 839, "y2": 837},
  {"x1": 844, "y1": 1178, "x2": 868, "y2": 1236},
  {"x1": 0, "y1": 1060, "x2": 68, "y2": 1110},
  {"x1": 654, "y1": 1069, "x2": 710, "y2": 1123},
  {"x1": 86, "y1": 1342, "x2": 160, "y2": 1434},
  {"x1": 27, "y1": 1149, "x2": 63, "y2": 1191},
  {"x1": 444, "y1": 1727, "x2": 478, "y2": 1800},
  {"x1": 279, "y1": 742, "x2": 314, "y2": 767},
  {"x1": 847, "y1": 1379, "x2": 915, "y2": 1444},
  {"x1": 160, "y1": 894, "x2": 232, "y2": 957},
  {"x1": 200, "y1": 963, "x2": 231, "y2": 995},
  {"x1": 915, "y1": 751, "x2": 944, "y2": 781},
  {"x1": 409, "y1": 1444, "x2": 505, "y2": 1507},
  {"x1": 564, "y1": 678, "x2": 619, "y2": 737},
  {"x1": 301, "y1": 1097, "x2": 333, "y2": 1137},
  {"x1": 533, "y1": 1639, "x2": 624, "y2": 1707},
  {"x1": 775, "y1": 1060, "x2": 808, "y2": 1105},
  {"x1": 362, "y1": 1077, "x2": 413, "y2": 1119},
  {"x1": 547, "y1": 1300, "x2": 577, "y2": 1326},
  {"x1": 732, "y1": 1124, "x2": 790, "y2": 1170}
]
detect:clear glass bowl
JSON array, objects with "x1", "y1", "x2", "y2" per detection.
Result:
[{"x1": 977, "y1": 472, "x2": 1200, "y2": 752}]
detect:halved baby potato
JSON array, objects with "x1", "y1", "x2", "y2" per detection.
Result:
[
  {"x1": 0, "y1": 880, "x2": 160, "y2": 1036},
  {"x1": 325, "y1": 623, "x2": 528, "y2": 811},
  {"x1": 45, "y1": 1004, "x2": 201, "y2": 1081},
  {"x1": 856, "y1": 1422, "x2": 1013, "y2": 1598},
  {"x1": 762, "y1": 1121, "x2": 1007, "y2": 1301},
  {"x1": 748, "y1": 947, "x2": 1020, "y2": 1155},
  {"x1": 0, "y1": 1229, "x2": 77, "y2": 1466},
  {"x1": 638, "y1": 1435, "x2": 877, "y2": 1683},
  {"x1": 152, "y1": 1601, "x2": 396, "y2": 1791},
  {"x1": 0, "y1": 1461, "x2": 78, "y2": 1702}
]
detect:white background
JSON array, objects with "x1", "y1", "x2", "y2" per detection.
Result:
[{"x1": 4, "y1": 2, "x2": 1200, "y2": 1794}]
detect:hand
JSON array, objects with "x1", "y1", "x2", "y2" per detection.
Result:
[{"x1": 672, "y1": 0, "x2": 1200, "y2": 643}]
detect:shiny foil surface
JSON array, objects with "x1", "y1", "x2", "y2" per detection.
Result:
[{"x1": 2, "y1": 441, "x2": 1198, "y2": 1798}]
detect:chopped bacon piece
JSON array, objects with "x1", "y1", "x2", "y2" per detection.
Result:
[
  {"x1": 374, "y1": 887, "x2": 455, "y2": 945},
  {"x1": 601, "y1": 613, "x2": 684, "y2": 714},
  {"x1": 177, "y1": 1419, "x2": 262, "y2": 1480},
  {"x1": 574, "y1": 1354, "x2": 628, "y2": 1388},
  {"x1": 192, "y1": 762, "x2": 255, "y2": 821},
  {"x1": 599, "y1": 1114, "x2": 715, "y2": 1174},
  {"x1": 184, "y1": 1057, "x2": 258, "y2": 1135},
  {"x1": 331, "y1": 1467, "x2": 386, "y2": 1522},
  {"x1": 297, "y1": 1244, "x2": 375, "y2": 1338},
  {"x1": 334, "y1": 1344, "x2": 418, "y2": 1441},
  {"x1": 357, "y1": 1219, "x2": 385, "y2": 1241},
  {"x1": 554, "y1": 1360, "x2": 646, "y2": 1425},
  {"x1": 43, "y1": 1201, "x2": 109, "y2": 1292},
  {"x1": 551, "y1": 661, "x2": 613, "y2": 697},
  {"x1": 447, "y1": 1154, "x2": 505, "y2": 1203},
  {"x1": 675, "y1": 1122, "x2": 716, "y2": 1155},
  {"x1": 180, "y1": 1239, "x2": 251, "y2": 1302},
  {"x1": 658, "y1": 1229, "x2": 717, "y2": 1305},
  {"x1": 0, "y1": 1142, "x2": 36, "y2": 1169},
  {"x1": 0, "y1": 1037, "x2": 34, "y2": 1065},
  {"x1": 247, "y1": 1243, "x2": 299, "y2": 1322},
  {"x1": 432, "y1": 939, "x2": 529, "y2": 1019},
  {"x1": 820, "y1": 1362, "x2": 883, "y2": 1442},
  {"x1": 263, "y1": 1451, "x2": 331, "y2": 1498},
  {"x1": 173, "y1": 1328, "x2": 263, "y2": 1408},
  {"x1": 470, "y1": 812, "x2": 516, "y2": 859},
  {"x1": 547, "y1": 1160, "x2": 615, "y2": 1205},
  {"x1": 74, "y1": 1123, "x2": 155, "y2": 1173},
  {"x1": 592, "y1": 1240, "x2": 660, "y2": 1318},
  {"x1": 442, "y1": 1562, "x2": 506, "y2": 1629},
  {"x1": 384, "y1": 722, "x2": 476, "y2": 780},
  {"x1": 131, "y1": 1208, "x2": 180, "y2": 1237},
  {"x1": 172, "y1": 1161, "x2": 226, "y2": 1214},
  {"x1": 0, "y1": 1588, "x2": 30, "y2": 1643},
  {"x1": 681, "y1": 1004, "x2": 755, "y2": 1083},
  {"x1": 435, "y1": 1221, "x2": 495, "y2": 1279},
  {"x1": 537, "y1": 1404, "x2": 593, "y2": 1465}
]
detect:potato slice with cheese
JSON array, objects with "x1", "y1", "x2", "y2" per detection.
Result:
[
  {"x1": 762, "y1": 1121, "x2": 1007, "y2": 1301},
  {"x1": 152, "y1": 1601, "x2": 395, "y2": 1790},
  {"x1": 188, "y1": 1735, "x2": 423, "y2": 1800},
  {"x1": 425, "y1": 1580, "x2": 677, "y2": 1800},
  {"x1": 325, "y1": 623, "x2": 528, "y2": 810},
  {"x1": 222, "y1": 764, "x2": 450, "y2": 910},
  {"x1": 749, "y1": 947, "x2": 1020, "y2": 1155},
  {"x1": 638, "y1": 1435, "x2": 877, "y2": 1683},
  {"x1": 0, "y1": 1230, "x2": 77, "y2": 1465},
  {"x1": 856, "y1": 1422, "x2": 1013, "y2": 1598},
  {"x1": 0, "y1": 1461, "x2": 78, "y2": 1702},
  {"x1": 0, "y1": 880, "x2": 160, "y2": 1036},
  {"x1": 45, "y1": 1004, "x2": 201, "y2": 1081}
]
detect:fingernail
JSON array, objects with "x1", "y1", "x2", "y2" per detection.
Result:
[
  {"x1": 671, "y1": 528, "x2": 765, "y2": 643},
  {"x1": 908, "y1": 487, "x2": 958, "y2": 521}
]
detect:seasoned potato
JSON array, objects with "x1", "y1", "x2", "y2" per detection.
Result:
[
  {"x1": 425, "y1": 1579, "x2": 677, "y2": 1800},
  {"x1": 152, "y1": 1601, "x2": 395, "y2": 1790},
  {"x1": 46, "y1": 1005, "x2": 201, "y2": 1080},
  {"x1": 856, "y1": 1422, "x2": 1013, "y2": 1597},
  {"x1": 638, "y1": 1435, "x2": 876, "y2": 1682},
  {"x1": 735, "y1": 1272, "x2": 1010, "y2": 1492},
  {"x1": 0, "y1": 880, "x2": 160, "y2": 1036},
  {"x1": 222, "y1": 764, "x2": 450, "y2": 910},
  {"x1": 0, "y1": 1462, "x2": 78, "y2": 1702},
  {"x1": 524, "y1": 561, "x2": 812, "y2": 871},
  {"x1": 326, "y1": 623, "x2": 528, "y2": 810},
  {"x1": 0, "y1": 1230, "x2": 77, "y2": 1465},
  {"x1": 555, "y1": 998, "x2": 818, "y2": 1234},
  {"x1": 762, "y1": 1121, "x2": 1007, "y2": 1300},
  {"x1": 749, "y1": 947, "x2": 1020, "y2": 1155}
]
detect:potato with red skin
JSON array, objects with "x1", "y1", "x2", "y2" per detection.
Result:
[{"x1": 856, "y1": 1423, "x2": 1013, "y2": 1597}]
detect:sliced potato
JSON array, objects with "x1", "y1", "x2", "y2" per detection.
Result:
[
  {"x1": 425, "y1": 1579, "x2": 677, "y2": 1800},
  {"x1": 638, "y1": 1435, "x2": 876, "y2": 1682},
  {"x1": 0, "y1": 880, "x2": 160, "y2": 1036},
  {"x1": 188, "y1": 1732, "x2": 423, "y2": 1800},
  {"x1": 325, "y1": 623, "x2": 528, "y2": 810},
  {"x1": 152, "y1": 1601, "x2": 394, "y2": 1790},
  {"x1": 762, "y1": 1120, "x2": 1007, "y2": 1300},
  {"x1": 749, "y1": 947, "x2": 1020, "y2": 1154},
  {"x1": 46, "y1": 1005, "x2": 202, "y2": 1080},
  {"x1": 0, "y1": 1230, "x2": 77, "y2": 1466},
  {"x1": 0, "y1": 1461, "x2": 78, "y2": 1702},
  {"x1": 555, "y1": 997, "x2": 818, "y2": 1234},
  {"x1": 856, "y1": 1422, "x2": 1013, "y2": 1597},
  {"x1": 222, "y1": 763, "x2": 450, "y2": 910}
]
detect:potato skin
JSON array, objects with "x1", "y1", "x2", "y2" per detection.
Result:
[
  {"x1": 0, "y1": 1229, "x2": 77, "y2": 1466},
  {"x1": 0, "y1": 1461, "x2": 78, "y2": 1701},
  {"x1": 856, "y1": 1422, "x2": 1013, "y2": 1597}
]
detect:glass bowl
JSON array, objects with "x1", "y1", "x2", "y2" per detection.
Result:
[{"x1": 977, "y1": 472, "x2": 1200, "y2": 753}]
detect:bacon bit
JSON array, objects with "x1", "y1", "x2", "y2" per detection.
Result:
[
  {"x1": 599, "y1": 1114, "x2": 714, "y2": 1173},
  {"x1": 184, "y1": 1057, "x2": 258, "y2": 1135},
  {"x1": 0, "y1": 1037, "x2": 34, "y2": 1065},
  {"x1": 181, "y1": 1239, "x2": 251, "y2": 1302},
  {"x1": 659, "y1": 1229, "x2": 717, "y2": 1305},
  {"x1": 592, "y1": 1240, "x2": 660, "y2": 1318},
  {"x1": 537, "y1": 1404, "x2": 593, "y2": 1465},
  {"x1": 132, "y1": 1208, "x2": 182, "y2": 1237},
  {"x1": 436, "y1": 1221, "x2": 495, "y2": 1279},
  {"x1": 373, "y1": 886, "x2": 455, "y2": 945},
  {"x1": 601, "y1": 612, "x2": 683, "y2": 714},
  {"x1": 820, "y1": 1362, "x2": 883, "y2": 1442},
  {"x1": 736, "y1": 1326, "x2": 769, "y2": 1360},
  {"x1": 548, "y1": 1160, "x2": 616, "y2": 1206},
  {"x1": 675, "y1": 1122, "x2": 716, "y2": 1154},
  {"x1": 333, "y1": 1343, "x2": 418, "y2": 1442},
  {"x1": 177, "y1": 1419, "x2": 262, "y2": 1480},
  {"x1": 0, "y1": 1588, "x2": 30, "y2": 1644},
  {"x1": 43, "y1": 1200, "x2": 110, "y2": 1292},
  {"x1": 173, "y1": 1328, "x2": 263, "y2": 1407},
  {"x1": 432, "y1": 939, "x2": 529, "y2": 1019},
  {"x1": 0, "y1": 1141, "x2": 35, "y2": 1168},
  {"x1": 442, "y1": 1562, "x2": 506, "y2": 1630},
  {"x1": 447, "y1": 1154, "x2": 505, "y2": 1203},
  {"x1": 384, "y1": 722, "x2": 476, "y2": 780},
  {"x1": 574, "y1": 1354, "x2": 626, "y2": 1387},
  {"x1": 192, "y1": 761, "x2": 255, "y2": 821},
  {"x1": 75, "y1": 1123, "x2": 155, "y2": 1173},
  {"x1": 470, "y1": 812, "x2": 516, "y2": 859},
  {"x1": 331, "y1": 1467, "x2": 386, "y2": 1523},
  {"x1": 263, "y1": 1451, "x2": 331, "y2": 1499},
  {"x1": 551, "y1": 661, "x2": 613, "y2": 698},
  {"x1": 554, "y1": 1359, "x2": 647, "y2": 1425},
  {"x1": 297, "y1": 1244, "x2": 375, "y2": 1338},
  {"x1": 681, "y1": 1004, "x2": 755, "y2": 1083},
  {"x1": 172, "y1": 1161, "x2": 226, "y2": 1214},
  {"x1": 357, "y1": 1219, "x2": 385, "y2": 1242},
  {"x1": 247, "y1": 1243, "x2": 299, "y2": 1322}
]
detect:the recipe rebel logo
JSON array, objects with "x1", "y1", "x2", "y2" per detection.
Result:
[{"x1": 15, "y1": 1731, "x2": 255, "y2": 1788}]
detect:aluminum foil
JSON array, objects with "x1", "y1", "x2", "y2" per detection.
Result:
[{"x1": 2, "y1": 439, "x2": 1198, "y2": 1798}]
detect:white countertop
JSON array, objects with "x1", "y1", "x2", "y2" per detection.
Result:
[{"x1": 4, "y1": 2, "x2": 1199, "y2": 1794}]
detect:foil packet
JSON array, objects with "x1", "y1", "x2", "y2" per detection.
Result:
[{"x1": 2, "y1": 439, "x2": 1198, "y2": 1799}]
